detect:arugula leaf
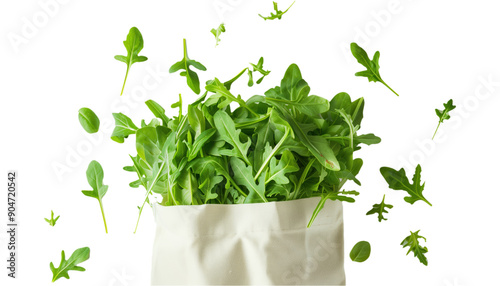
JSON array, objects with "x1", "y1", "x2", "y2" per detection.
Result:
[
  {"x1": 248, "y1": 57, "x2": 271, "y2": 86},
  {"x1": 401, "y1": 230, "x2": 429, "y2": 266},
  {"x1": 115, "y1": 27, "x2": 148, "y2": 95},
  {"x1": 169, "y1": 39, "x2": 207, "y2": 94},
  {"x1": 210, "y1": 23, "x2": 226, "y2": 47},
  {"x1": 78, "y1": 108, "x2": 100, "y2": 134},
  {"x1": 145, "y1": 100, "x2": 170, "y2": 126},
  {"x1": 135, "y1": 127, "x2": 160, "y2": 168},
  {"x1": 213, "y1": 110, "x2": 252, "y2": 165},
  {"x1": 380, "y1": 164, "x2": 432, "y2": 206},
  {"x1": 350, "y1": 241, "x2": 371, "y2": 262},
  {"x1": 350, "y1": 42, "x2": 399, "y2": 96},
  {"x1": 307, "y1": 189, "x2": 359, "y2": 227},
  {"x1": 432, "y1": 99, "x2": 456, "y2": 139},
  {"x1": 50, "y1": 247, "x2": 90, "y2": 282},
  {"x1": 266, "y1": 150, "x2": 299, "y2": 184},
  {"x1": 230, "y1": 157, "x2": 268, "y2": 203},
  {"x1": 366, "y1": 194, "x2": 393, "y2": 222},
  {"x1": 111, "y1": 113, "x2": 139, "y2": 143},
  {"x1": 44, "y1": 210, "x2": 60, "y2": 227},
  {"x1": 259, "y1": 1, "x2": 295, "y2": 20},
  {"x1": 82, "y1": 160, "x2": 109, "y2": 233}
]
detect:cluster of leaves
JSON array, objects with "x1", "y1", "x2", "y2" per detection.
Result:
[{"x1": 111, "y1": 54, "x2": 380, "y2": 231}]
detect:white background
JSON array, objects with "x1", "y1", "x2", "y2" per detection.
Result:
[{"x1": 1, "y1": 0, "x2": 500, "y2": 285}]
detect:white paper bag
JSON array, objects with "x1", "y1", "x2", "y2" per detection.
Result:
[{"x1": 151, "y1": 197, "x2": 345, "y2": 285}]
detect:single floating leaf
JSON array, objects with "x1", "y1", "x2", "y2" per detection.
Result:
[
  {"x1": 44, "y1": 210, "x2": 60, "y2": 227},
  {"x1": 111, "y1": 113, "x2": 139, "y2": 143},
  {"x1": 210, "y1": 23, "x2": 226, "y2": 47},
  {"x1": 115, "y1": 27, "x2": 148, "y2": 95},
  {"x1": 350, "y1": 42, "x2": 399, "y2": 96},
  {"x1": 50, "y1": 247, "x2": 90, "y2": 282},
  {"x1": 169, "y1": 39, "x2": 207, "y2": 94},
  {"x1": 366, "y1": 194, "x2": 393, "y2": 222},
  {"x1": 401, "y1": 230, "x2": 429, "y2": 266},
  {"x1": 432, "y1": 99, "x2": 456, "y2": 139},
  {"x1": 259, "y1": 1, "x2": 295, "y2": 20},
  {"x1": 350, "y1": 241, "x2": 371, "y2": 262},
  {"x1": 82, "y1": 160, "x2": 109, "y2": 233},
  {"x1": 78, "y1": 108, "x2": 100, "y2": 134},
  {"x1": 380, "y1": 164, "x2": 432, "y2": 206}
]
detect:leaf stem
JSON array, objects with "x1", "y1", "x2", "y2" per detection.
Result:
[
  {"x1": 432, "y1": 122, "x2": 441, "y2": 140},
  {"x1": 381, "y1": 81, "x2": 399, "y2": 96},
  {"x1": 120, "y1": 65, "x2": 130, "y2": 96},
  {"x1": 98, "y1": 199, "x2": 108, "y2": 234},
  {"x1": 134, "y1": 162, "x2": 166, "y2": 233}
]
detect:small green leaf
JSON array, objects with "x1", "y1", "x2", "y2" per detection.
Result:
[
  {"x1": 78, "y1": 108, "x2": 100, "y2": 134},
  {"x1": 350, "y1": 241, "x2": 371, "y2": 262},
  {"x1": 145, "y1": 100, "x2": 170, "y2": 126},
  {"x1": 230, "y1": 157, "x2": 267, "y2": 203},
  {"x1": 259, "y1": 1, "x2": 295, "y2": 20},
  {"x1": 350, "y1": 42, "x2": 398, "y2": 96},
  {"x1": 169, "y1": 39, "x2": 207, "y2": 94},
  {"x1": 210, "y1": 23, "x2": 226, "y2": 47},
  {"x1": 380, "y1": 164, "x2": 431, "y2": 206},
  {"x1": 50, "y1": 247, "x2": 90, "y2": 282},
  {"x1": 115, "y1": 27, "x2": 148, "y2": 95},
  {"x1": 401, "y1": 230, "x2": 428, "y2": 266},
  {"x1": 366, "y1": 194, "x2": 393, "y2": 222},
  {"x1": 213, "y1": 110, "x2": 252, "y2": 165},
  {"x1": 44, "y1": 210, "x2": 60, "y2": 227},
  {"x1": 432, "y1": 99, "x2": 456, "y2": 139},
  {"x1": 111, "y1": 113, "x2": 139, "y2": 143},
  {"x1": 82, "y1": 160, "x2": 108, "y2": 233}
]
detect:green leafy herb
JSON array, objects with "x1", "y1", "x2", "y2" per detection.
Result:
[
  {"x1": 44, "y1": 210, "x2": 60, "y2": 227},
  {"x1": 114, "y1": 27, "x2": 148, "y2": 95},
  {"x1": 82, "y1": 160, "x2": 109, "y2": 233},
  {"x1": 401, "y1": 230, "x2": 428, "y2": 266},
  {"x1": 111, "y1": 113, "x2": 139, "y2": 143},
  {"x1": 78, "y1": 108, "x2": 100, "y2": 134},
  {"x1": 432, "y1": 99, "x2": 456, "y2": 139},
  {"x1": 380, "y1": 164, "x2": 431, "y2": 206},
  {"x1": 210, "y1": 23, "x2": 226, "y2": 47},
  {"x1": 223, "y1": 57, "x2": 270, "y2": 90},
  {"x1": 169, "y1": 39, "x2": 207, "y2": 94},
  {"x1": 259, "y1": 1, "x2": 295, "y2": 20},
  {"x1": 350, "y1": 42, "x2": 399, "y2": 96},
  {"x1": 50, "y1": 247, "x2": 90, "y2": 282},
  {"x1": 350, "y1": 241, "x2": 371, "y2": 262},
  {"x1": 366, "y1": 194, "x2": 393, "y2": 222}
]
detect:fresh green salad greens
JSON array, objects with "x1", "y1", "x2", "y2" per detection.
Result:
[
  {"x1": 78, "y1": 108, "x2": 100, "y2": 134},
  {"x1": 82, "y1": 160, "x2": 109, "y2": 233},
  {"x1": 350, "y1": 43, "x2": 399, "y2": 96},
  {"x1": 50, "y1": 247, "x2": 90, "y2": 282},
  {"x1": 366, "y1": 194, "x2": 392, "y2": 222},
  {"x1": 115, "y1": 27, "x2": 148, "y2": 95},
  {"x1": 211, "y1": 23, "x2": 226, "y2": 47},
  {"x1": 224, "y1": 57, "x2": 270, "y2": 89},
  {"x1": 350, "y1": 241, "x2": 371, "y2": 262},
  {"x1": 116, "y1": 61, "x2": 380, "y2": 231},
  {"x1": 380, "y1": 164, "x2": 431, "y2": 206},
  {"x1": 432, "y1": 99, "x2": 456, "y2": 139},
  {"x1": 169, "y1": 39, "x2": 207, "y2": 94},
  {"x1": 259, "y1": 1, "x2": 295, "y2": 20},
  {"x1": 401, "y1": 230, "x2": 428, "y2": 265},
  {"x1": 45, "y1": 210, "x2": 60, "y2": 227}
]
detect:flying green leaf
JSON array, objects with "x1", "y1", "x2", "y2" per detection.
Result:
[
  {"x1": 380, "y1": 164, "x2": 431, "y2": 206},
  {"x1": 366, "y1": 194, "x2": 393, "y2": 222},
  {"x1": 82, "y1": 160, "x2": 109, "y2": 233},
  {"x1": 50, "y1": 247, "x2": 90, "y2": 282},
  {"x1": 111, "y1": 113, "x2": 139, "y2": 143},
  {"x1": 350, "y1": 241, "x2": 371, "y2": 262},
  {"x1": 169, "y1": 39, "x2": 207, "y2": 94},
  {"x1": 350, "y1": 42, "x2": 399, "y2": 96},
  {"x1": 114, "y1": 27, "x2": 148, "y2": 95},
  {"x1": 401, "y1": 230, "x2": 429, "y2": 266},
  {"x1": 432, "y1": 99, "x2": 456, "y2": 139},
  {"x1": 210, "y1": 23, "x2": 226, "y2": 47},
  {"x1": 259, "y1": 1, "x2": 295, "y2": 20},
  {"x1": 44, "y1": 210, "x2": 60, "y2": 227},
  {"x1": 78, "y1": 108, "x2": 100, "y2": 134}
]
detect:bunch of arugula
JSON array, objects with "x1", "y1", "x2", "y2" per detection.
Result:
[{"x1": 111, "y1": 46, "x2": 380, "y2": 231}]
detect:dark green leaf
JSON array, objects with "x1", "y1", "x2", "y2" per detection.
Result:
[
  {"x1": 380, "y1": 164, "x2": 432, "y2": 206},
  {"x1": 366, "y1": 194, "x2": 393, "y2": 222},
  {"x1": 401, "y1": 230, "x2": 428, "y2": 266},
  {"x1": 350, "y1": 241, "x2": 371, "y2": 262},
  {"x1": 432, "y1": 99, "x2": 456, "y2": 139},
  {"x1": 230, "y1": 157, "x2": 267, "y2": 203}
]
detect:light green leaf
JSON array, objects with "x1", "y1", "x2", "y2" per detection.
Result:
[
  {"x1": 210, "y1": 23, "x2": 226, "y2": 47},
  {"x1": 78, "y1": 108, "x2": 100, "y2": 134},
  {"x1": 169, "y1": 39, "x2": 206, "y2": 94},
  {"x1": 50, "y1": 247, "x2": 90, "y2": 282},
  {"x1": 366, "y1": 194, "x2": 393, "y2": 222},
  {"x1": 111, "y1": 113, "x2": 139, "y2": 143},
  {"x1": 213, "y1": 111, "x2": 251, "y2": 165},
  {"x1": 401, "y1": 230, "x2": 428, "y2": 266},
  {"x1": 230, "y1": 157, "x2": 267, "y2": 203}
]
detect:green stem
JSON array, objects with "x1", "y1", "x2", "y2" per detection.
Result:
[
  {"x1": 120, "y1": 65, "x2": 130, "y2": 95},
  {"x1": 98, "y1": 199, "x2": 108, "y2": 234},
  {"x1": 382, "y1": 81, "x2": 399, "y2": 96},
  {"x1": 254, "y1": 129, "x2": 289, "y2": 181},
  {"x1": 432, "y1": 122, "x2": 441, "y2": 140},
  {"x1": 134, "y1": 162, "x2": 166, "y2": 233},
  {"x1": 292, "y1": 159, "x2": 315, "y2": 200}
]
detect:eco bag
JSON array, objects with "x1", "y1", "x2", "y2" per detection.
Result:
[{"x1": 151, "y1": 197, "x2": 346, "y2": 285}]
